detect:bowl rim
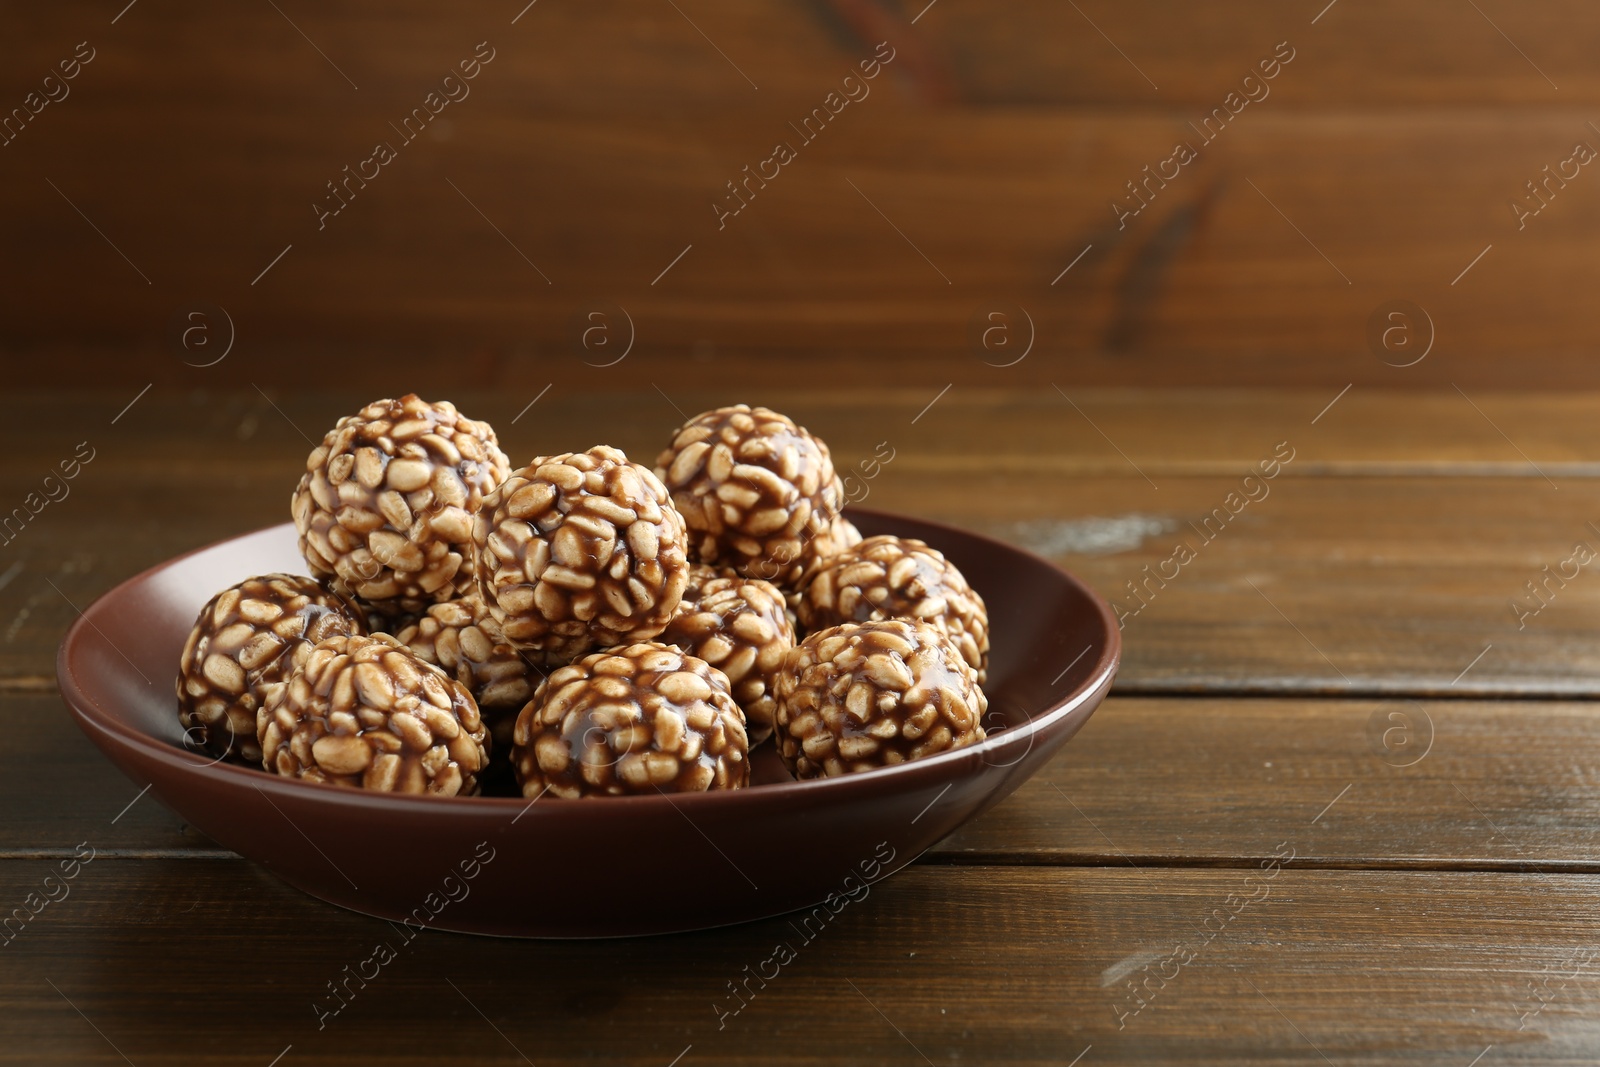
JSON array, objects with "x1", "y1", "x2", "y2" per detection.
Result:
[{"x1": 56, "y1": 505, "x2": 1121, "y2": 816}]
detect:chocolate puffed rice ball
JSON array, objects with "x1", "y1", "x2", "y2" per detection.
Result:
[
  {"x1": 654, "y1": 405, "x2": 843, "y2": 588},
  {"x1": 797, "y1": 535, "x2": 989, "y2": 682},
  {"x1": 260, "y1": 634, "x2": 489, "y2": 796},
  {"x1": 176, "y1": 574, "x2": 363, "y2": 766},
  {"x1": 816, "y1": 515, "x2": 863, "y2": 556},
  {"x1": 791, "y1": 514, "x2": 865, "y2": 622},
  {"x1": 394, "y1": 595, "x2": 541, "y2": 769},
  {"x1": 512, "y1": 642, "x2": 748, "y2": 798},
  {"x1": 660, "y1": 566, "x2": 793, "y2": 745},
  {"x1": 292, "y1": 395, "x2": 511, "y2": 619},
  {"x1": 774, "y1": 619, "x2": 987, "y2": 780},
  {"x1": 395, "y1": 597, "x2": 540, "y2": 715},
  {"x1": 473, "y1": 446, "x2": 689, "y2": 661}
]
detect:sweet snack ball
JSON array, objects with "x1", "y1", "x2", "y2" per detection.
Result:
[
  {"x1": 791, "y1": 514, "x2": 864, "y2": 623},
  {"x1": 473, "y1": 445, "x2": 689, "y2": 661},
  {"x1": 260, "y1": 634, "x2": 490, "y2": 796},
  {"x1": 797, "y1": 535, "x2": 989, "y2": 682},
  {"x1": 176, "y1": 573, "x2": 363, "y2": 766},
  {"x1": 774, "y1": 619, "x2": 987, "y2": 779},
  {"x1": 512, "y1": 642, "x2": 748, "y2": 798},
  {"x1": 395, "y1": 595, "x2": 541, "y2": 790},
  {"x1": 292, "y1": 395, "x2": 510, "y2": 618},
  {"x1": 394, "y1": 596, "x2": 540, "y2": 715},
  {"x1": 659, "y1": 565, "x2": 793, "y2": 745},
  {"x1": 816, "y1": 515, "x2": 863, "y2": 556},
  {"x1": 654, "y1": 405, "x2": 843, "y2": 587}
]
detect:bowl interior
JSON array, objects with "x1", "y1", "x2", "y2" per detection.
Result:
[
  {"x1": 57, "y1": 508, "x2": 1119, "y2": 936},
  {"x1": 68, "y1": 509, "x2": 1116, "y2": 776}
]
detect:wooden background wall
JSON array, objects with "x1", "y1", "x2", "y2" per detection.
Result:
[{"x1": 2, "y1": 0, "x2": 1596, "y2": 389}]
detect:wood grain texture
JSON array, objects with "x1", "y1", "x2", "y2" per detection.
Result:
[
  {"x1": 3, "y1": 862, "x2": 1598, "y2": 1065},
  {"x1": 0, "y1": 694, "x2": 211, "y2": 857},
  {"x1": 3, "y1": 390, "x2": 1599, "y2": 693},
  {"x1": 932, "y1": 697, "x2": 1600, "y2": 870},
  {"x1": 12, "y1": 689, "x2": 1600, "y2": 872},
  {"x1": 11, "y1": 388, "x2": 1600, "y2": 474},
  {"x1": 3, "y1": 383, "x2": 1599, "y2": 1060},
  {"x1": 5, "y1": 0, "x2": 1600, "y2": 1036},
  {"x1": 9, "y1": 390, "x2": 1600, "y2": 473},
  {"x1": 2, "y1": 4, "x2": 1598, "y2": 386}
]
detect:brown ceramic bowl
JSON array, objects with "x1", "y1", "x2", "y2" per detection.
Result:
[{"x1": 57, "y1": 507, "x2": 1118, "y2": 938}]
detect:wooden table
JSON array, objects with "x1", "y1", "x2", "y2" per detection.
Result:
[
  {"x1": 7, "y1": 0, "x2": 1600, "y2": 391},
  {"x1": 5, "y1": 386, "x2": 1599, "y2": 1065}
]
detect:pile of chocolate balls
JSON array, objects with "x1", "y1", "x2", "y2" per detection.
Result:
[{"x1": 176, "y1": 397, "x2": 991, "y2": 799}]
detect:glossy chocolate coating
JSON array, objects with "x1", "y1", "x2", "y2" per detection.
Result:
[
  {"x1": 260, "y1": 634, "x2": 489, "y2": 796},
  {"x1": 511, "y1": 642, "x2": 748, "y2": 798},
  {"x1": 293, "y1": 395, "x2": 510, "y2": 617},
  {"x1": 774, "y1": 619, "x2": 987, "y2": 779},
  {"x1": 797, "y1": 535, "x2": 989, "y2": 682},
  {"x1": 654, "y1": 405, "x2": 843, "y2": 588},
  {"x1": 473, "y1": 445, "x2": 690, "y2": 660},
  {"x1": 176, "y1": 573, "x2": 363, "y2": 766}
]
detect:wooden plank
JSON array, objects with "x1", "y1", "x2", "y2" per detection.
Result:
[
  {"x1": 6, "y1": 0, "x2": 1596, "y2": 113},
  {"x1": 920, "y1": 0, "x2": 1592, "y2": 106},
  {"x1": 5, "y1": 390, "x2": 1600, "y2": 693},
  {"x1": 1, "y1": 861, "x2": 1597, "y2": 1063},
  {"x1": 11, "y1": 105, "x2": 1600, "y2": 387},
  {"x1": 930, "y1": 697, "x2": 1600, "y2": 870},
  {"x1": 3, "y1": 0, "x2": 1600, "y2": 387},
  {"x1": 14, "y1": 470, "x2": 1600, "y2": 694},
  {"x1": 9, "y1": 388, "x2": 1600, "y2": 475},
  {"x1": 15, "y1": 692, "x2": 1600, "y2": 871},
  {"x1": 950, "y1": 473, "x2": 1600, "y2": 698},
  {"x1": 0, "y1": 695, "x2": 212, "y2": 857}
]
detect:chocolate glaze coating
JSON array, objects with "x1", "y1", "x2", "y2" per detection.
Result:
[
  {"x1": 395, "y1": 596, "x2": 542, "y2": 713},
  {"x1": 473, "y1": 445, "x2": 689, "y2": 660},
  {"x1": 797, "y1": 535, "x2": 989, "y2": 682},
  {"x1": 654, "y1": 405, "x2": 843, "y2": 588},
  {"x1": 292, "y1": 395, "x2": 510, "y2": 617},
  {"x1": 659, "y1": 565, "x2": 793, "y2": 746},
  {"x1": 176, "y1": 573, "x2": 363, "y2": 766},
  {"x1": 260, "y1": 634, "x2": 489, "y2": 796},
  {"x1": 512, "y1": 642, "x2": 748, "y2": 798},
  {"x1": 396, "y1": 595, "x2": 544, "y2": 794},
  {"x1": 774, "y1": 619, "x2": 987, "y2": 779}
]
